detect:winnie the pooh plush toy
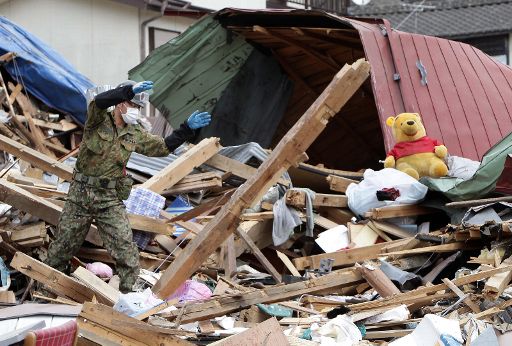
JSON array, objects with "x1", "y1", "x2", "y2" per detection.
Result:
[{"x1": 383, "y1": 112, "x2": 448, "y2": 180}]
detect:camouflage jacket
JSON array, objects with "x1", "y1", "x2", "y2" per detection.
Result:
[{"x1": 76, "y1": 86, "x2": 195, "y2": 178}]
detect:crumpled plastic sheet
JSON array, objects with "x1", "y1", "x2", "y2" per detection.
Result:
[{"x1": 114, "y1": 288, "x2": 165, "y2": 316}]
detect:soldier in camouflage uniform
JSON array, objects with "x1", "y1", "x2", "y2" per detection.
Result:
[{"x1": 45, "y1": 80, "x2": 211, "y2": 293}]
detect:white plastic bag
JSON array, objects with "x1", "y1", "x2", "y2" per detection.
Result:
[
  {"x1": 447, "y1": 156, "x2": 480, "y2": 180},
  {"x1": 346, "y1": 168, "x2": 428, "y2": 217},
  {"x1": 113, "y1": 288, "x2": 163, "y2": 316}
]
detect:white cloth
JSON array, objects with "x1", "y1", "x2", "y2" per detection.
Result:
[{"x1": 272, "y1": 198, "x2": 301, "y2": 246}]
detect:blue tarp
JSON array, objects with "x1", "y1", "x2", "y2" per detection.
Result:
[{"x1": 0, "y1": 17, "x2": 94, "y2": 125}]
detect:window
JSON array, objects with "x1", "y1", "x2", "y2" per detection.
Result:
[
  {"x1": 148, "y1": 27, "x2": 181, "y2": 52},
  {"x1": 460, "y1": 35, "x2": 509, "y2": 65}
]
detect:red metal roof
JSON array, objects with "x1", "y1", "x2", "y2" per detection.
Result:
[{"x1": 348, "y1": 17, "x2": 512, "y2": 160}]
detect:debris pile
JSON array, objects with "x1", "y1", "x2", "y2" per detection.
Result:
[{"x1": 0, "y1": 59, "x2": 512, "y2": 346}]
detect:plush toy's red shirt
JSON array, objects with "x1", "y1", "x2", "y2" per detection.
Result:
[{"x1": 387, "y1": 136, "x2": 442, "y2": 159}]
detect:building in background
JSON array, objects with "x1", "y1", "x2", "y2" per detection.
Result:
[
  {"x1": 278, "y1": 0, "x2": 512, "y2": 65},
  {"x1": 0, "y1": 0, "x2": 266, "y2": 85}
]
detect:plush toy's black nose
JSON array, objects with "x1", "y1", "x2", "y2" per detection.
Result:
[{"x1": 406, "y1": 120, "x2": 415, "y2": 125}]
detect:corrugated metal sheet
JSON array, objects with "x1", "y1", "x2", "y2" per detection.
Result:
[{"x1": 347, "y1": 17, "x2": 512, "y2": 160}]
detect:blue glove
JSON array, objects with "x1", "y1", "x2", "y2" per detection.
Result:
[
  {"x1": 132, "y1": 81, "x2": 153, "y2": 94},
  {"x1": 187, "y1": 110, "x2": 212, "y2": 129}
]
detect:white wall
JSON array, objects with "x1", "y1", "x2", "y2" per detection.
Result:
[
  {"x1": 0, "y1": 0, "x2": 201, "y2": 86},
  {"x1": 191, "y1": 0, "x2": 266, "y2": 10}
]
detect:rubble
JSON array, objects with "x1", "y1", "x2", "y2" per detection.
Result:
[{"x1": 0, "y1": 49, "x2": 511, "y2": 346}]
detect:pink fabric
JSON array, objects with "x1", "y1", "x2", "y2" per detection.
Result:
[
  {"x1": 86, "y1": 262, "x2": 113, "y2": 279},
  {"x1": 167, "y1": 280, "x2": 212, "y2": 303},
  {"x1": 33, "y1": 320, "x2": 77, "y2": 346}
]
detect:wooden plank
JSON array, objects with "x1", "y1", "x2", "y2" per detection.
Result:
[
  {"x1": 483, "y1": 257, "x2": 512, "y2": 299},
  {"x1": 10, "y1": 222, "x2": 46, "y2": 242},
  {"x1": 223, "y1": 234, "x2": 237, "y2": 279},
  {"x1": 442, "y1": 278, "x2": 481, "y2": 313},
  {"x1": 205, "y1": 153, "x2": 290, "y2": 186},
  {"x1": 349, "y1": 266, "x2": 512, "y2": 312},
  {"x1": 140, "y1": 137, "x2": 221, "y2": 193},
  {"x1": 163, "y1": 176, "x2": 222, "y2": 195},
  {"x1": 0, "y1": 75, "x2": 32, "y2": 146},
  {"x1": 10, "y1": 252, "x2": 109, "y2": 304},
  {"x1": 292, "y1": 238, "x2": 413, "y2": 270},
  {"x1": 382, "y1": 242, "x2": 476, "y2": 257},
  {"x1": 285, "y1": 190, "x2": 348, "y2": 208},
  {"x1": 236, "y1": 227, "x2": 282, "y2": 283},
  {"x1": 127, "y1": 214, "x2": 173, "y2": 235},
  {"x1": 276, "y1": 250, "x2": 301, "y2": 276},
  {"x1": 370, "y1": 220, "x2": 413, "y2": 239},
  {"x1": 72, "y1": 266, "x2": 120, "y2": 305},
  {"x1": 152, "y1": 59, "x2": 370, "y2": 299},
  {"x1": 154, "y1": 234, "x2": 182, "y2": 256},
  {"x1": 364, "y1": 205, "x2": 436, "y2": 219},
  {"x1": 8, "y1": 83, "x2": 22, "y2": 104},
  {"x1": 0, "y1": 134, "x2": 73, "y2": 181},
  {"x1": 163, "y1": 268, "x2": 363, "y2": 323},
  {"x1": 326, "y1": 174, "x2": 357, "y2": 193},
  {"x1": 233, "y1": 220, "x2": 273, "y2": 258},
  {"x1": 212, "y1": 317, "x2": 288, "y2": 346},
  {"x1": 78, "y1": 302, "x2": 192, "y2": 346}
]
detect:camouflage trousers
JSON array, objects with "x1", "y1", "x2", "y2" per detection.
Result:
[{"x1": 45, "y1": 180, "x2": 139, "y2": 293}]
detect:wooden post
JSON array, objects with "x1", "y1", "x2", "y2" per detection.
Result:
[
  {"x1": 140, "y1": 137, "x2": 221, "y2": 194},
  {"x1": 152, "y1": 59, "x2": 370, "y2": 299},
  {"x1": 356, "y1": 262, "x2": 401, "y2": 297}
]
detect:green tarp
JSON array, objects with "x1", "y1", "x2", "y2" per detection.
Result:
[
  {"x1": 421, "y1": 132, "x2": 512, "y2": 201},
  {"x1": 129, "y1": 15, "x2": 253, "y2": 127}
]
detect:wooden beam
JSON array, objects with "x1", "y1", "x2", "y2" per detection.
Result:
[
  {"x1": 285, "y1": 190, "x2": 348, "y2": 208},
  {"x1": 348, "y1": 266, "x2": 512, "y2": 312},
  {"x1": 364, "y1": 205, "x2": 436, "y2": 219},
  {"x1": 72, "y1": 266, "x2": 120, "y2": 305},
  {"x1": 370, "y1": 220, "x2": 413, "y2": 239},
  {"x1": 222, "y1": 234, "x2": 237, "y2": 279},
  {"x1": 292, "y1": 238, "x2": 414, "y2": 270},
  {"x1": 235, "y1": 227, "x2": 282, "y2": 283},
  {"x1": 10, "y1": 252, "x2": 110, "y2": 304},
  {"x1": 140, "y1": 137, "x2": 220, "y2": 194},
  {"x1": 163, "y1": 268, "x2": 362, "y2": 323},
  {"x1": 163, "y1": 175, "x2": 222, "y2": 195},
  {"x1": 128, "y1": 214, "x2": 173, "y2": 235},
  {"x1": 0, "y1": 134, "x2": 73, "y2": 180},
  {"x1": 326, "y1": 174, "x2": 357, "y2": 193},
  {"x1": 152, "y1": 60, "x2": 370, "y2": 299},
  {"x1": 78, "y1": 302, "x2": 193, "y2": 346},
  {"x1": 205, "y1": 153, "x2": 290, "y2": 186},
  {"x1": 276, "y1": 250, "x2": 301, "y2": 276}
]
